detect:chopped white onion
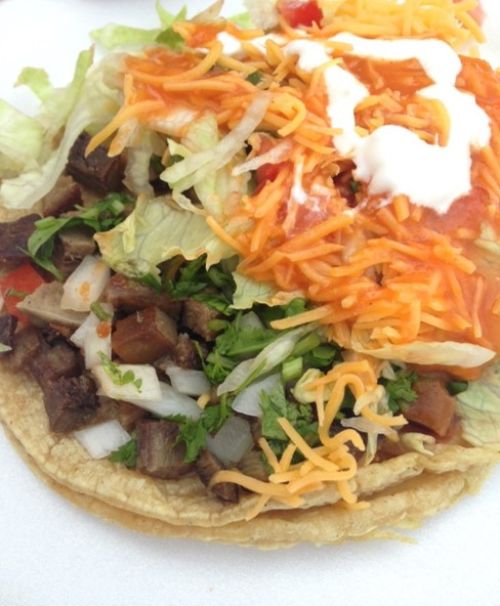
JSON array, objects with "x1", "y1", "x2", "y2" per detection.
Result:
[
  {"x1": 126, "y1": 381, "x2": 201, "y2": 420},
  {"x1": 232, "y1": 373, "x2": 281, "y2": 417},
  {"x1": 74, "y1": 420, "x2": 130, "y2": 459},
  {"x1": 163, "y1": 363, "x2": 211, "y2": 397},
  {"x1": 93, "y1": 364, "x2": 162, "y2": 401},
  {"x1": 61, "y1": 255, "x2": 110, "y2": 312},
  {"x1": 206, "y1": 416, "x2": 253, "y2": 466},
  {"x1": 70, "y1": 304, "x2": 113, "y2": 369},
  {"x1": 232, "y1": 139, "x2": 292, "y2": 176},
  {"x1": 239, "y1": 311, "x2": 264, "y2": 330}
]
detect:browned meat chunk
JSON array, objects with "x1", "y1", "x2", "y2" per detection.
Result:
[
  {"x1": 195, "y1": 449, "x2": 240, "y2": 503},
  {"x1": 29, "y1": 341, "x2": 82, "y2": 387},
  {"x1": 404, "y1": 379, "x2": 456, "y2": 438},
  {"x1": 172, "y1": 333, "x2": 201, "y2": 369},
  {"x1": 182, "y1": 300, "x2": 221, "y2": 342},
  {"x1": 136, "y1": 420, "x2": 193, "y2": 479},
  {"x1": 67, "y1": 132, "x2": 124, "y2": 194},
  {"x1": 103, "y1": 273, "x2": 181, "y2": 319},
  {"x1": 96, "y1": 397, "x2": 147, "y2": 431},
  {"x1": 112, "y1": 306, "x2": 178, "y2": 364},
  {"x1": 42, "y1": 374, "x2": 99, "y2": 433},
  {"x1": 42, "y1": 175, "x2": 82, "y2": 217},
  {"x1": 9, "y1": 326, "x2": 43, "y2": 370},
  {"x1": 0, "y1": 214, "x2": 40, "y2": 269},
  {"x1": 52, "y1": 227, "x2": 96, "y2": 277},
  {"x1": 0, "y1": 314, "x2": 18, "y2": 352}
]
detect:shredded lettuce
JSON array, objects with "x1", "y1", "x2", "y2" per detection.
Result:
[
  {"x1": 0, "y1": 51, "x2": 122, "y2": 209},
  {"x1": 0, "y1": 101, "x2": 44, "y2": 178},
  {"x1": 457, "y1": 360, "x2": 500, "y2": 451},
  {"x1": 166, "y1": 113, "x2": 250, "y2": 217},
  {"x1": 94, "y1": 196, "x2": 235, "y2": 278},
  {"x1": 475, "y1": 223, "x2": 500, "y2": 257},
  {"x1": 161, "y1": 94, "x2": 271, "y2": 213},
  {"x1": 351, "y1": 338, "x2": 496, "y2": 368},
  {"x1": 217, "y1": 324, "x2": 314, "y2": 395}
]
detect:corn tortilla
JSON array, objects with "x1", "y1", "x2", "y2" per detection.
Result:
[{"x1": 0, "y1": 360, "x2": 498, "y2": 546}]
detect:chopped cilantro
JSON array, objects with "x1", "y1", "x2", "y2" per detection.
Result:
[
  {"x1": 384, "y1": 369, "x2": 417, "y2": 413},
  {"x1": 246, "y1": 71, "x2": 263, "y2": 85},
  {"x1": 4, "y1": 288, "x2": 29, "y2": 299},
  {"x1": 167, "y1": 397, "x2": 233, "y2": 463},
  {"x1": 166, "y1": 255, "x2": 236, "y2": 315},
  {"x1": 109, "y1": 438, "x2": 138, "y2": 468},
  {"x1": 448, "y1": 380, "x2": 469, "y2": 395},
  {"x1": 260, "y1": 383, "x2": 318, "y2": 457},
  {"x1": 27, "y1": 192, "x2": 131, "y2": 280},
  {"x1": 98, "y1": 352, "x2": 143, "y2": 392},
  {"x1": 90, "y1": 301, "x2": 111, "y2": 322}
]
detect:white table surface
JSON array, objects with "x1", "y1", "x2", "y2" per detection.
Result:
[{"x1": 1, "y1": 2, "x2": 499, "y2": 605}]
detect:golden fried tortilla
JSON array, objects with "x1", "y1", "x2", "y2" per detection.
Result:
[{"x1": 0, "y1": 361, "x2": 498, "y2": 547}]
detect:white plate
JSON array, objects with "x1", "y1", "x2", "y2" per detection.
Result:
[{"x1": 1, "y1": 2, "x2": 499, "y2": 605}]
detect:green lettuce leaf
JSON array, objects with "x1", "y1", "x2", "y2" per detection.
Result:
[
  {"x1": 94, "y1": 196, "x2": 235, "y2": 278},
  {"x1": 165, "y1": 113, "x2": 250, "y2": 218},
  {"x1": 91, "y1": 3, "x2": 187, "y2": 50},
  {"x1": 229, "y1": 12, "x2": 255, "y2": 29},
  {"x1": 0, "y1": 50, "x2": 122, "y2": 210},
  {"x1": 161, "y1": 94, "x2": 271, "y2": 214},
  {"x1": 457, "y1": 360, "x2": 500, "y2": 451},
  {"x1": 0, "y1": 100, "x2": 44, "y2": 178}
]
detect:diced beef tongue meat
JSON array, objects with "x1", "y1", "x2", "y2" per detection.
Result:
[
  {"x1": 29, "y1": 340, "x2": 82, "y2": 386},
  {"x1": 112, "y1": 306, "x2": 178, "y2": 364},
  {"x1": 0, "y1": 214, "x2": 40, "y2": 270},
  {"x1": 171, "y1": 333, "x2": 201, "y2": 370},
  {"x1": 404, "y1": 378, "x2": 456, "y2": 438},
  {"x1": 182, "y1": 300, "x2": 221, "y2": 342},
  {"x1": 42, "y1": 374, "x2": 99, "y2": 433},
  {"x1": 103, "y1": 273, "x2": 181, "y2": 319},
  {"x1": 95, "y1": 397, "x2": 147, "y2": 431},
  {"x1": 195, "y1": 449, "x2": 240, "y2": 504},
  {"x1": 8, "y1": 326, "x2": 99, "y2": 433},
  {"x1": 0, "y1": 314, "x2": 18, "y2": 352},
  {"x1": 52, "y1": 227, "x2": 96, "y2": 277},
  {"x1": 67, "y1": 132, "x2": 124, "y2": 194},
  {"x1": 41, "y1": 175, "x2": 82, "y2": 217},
  {"x1": 136, "y1": 420, "x2": 194, "y2": 479}
]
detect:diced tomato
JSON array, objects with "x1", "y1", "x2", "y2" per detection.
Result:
[
  {"x1": 278, "y1": 0, "x2": 323, "y2": 27},
  {"x1": 0, "y1": 264, "x2": 45, "y2": 322},
  {"x1": 256, "y1": 161, "x2": 289, "y2": 188}
]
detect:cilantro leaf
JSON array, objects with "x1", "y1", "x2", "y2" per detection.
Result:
[
  {"x1": 27, "y1": 192, "x2": 131, "y2": 280},
  {"x1": 448, "y1": 380, "x2": 469, "y2": 395},
  {"x1": 246, "y1": 71, "x2": 263, "y2": 85},
  {"x1": 260, "y1": 383, "x2": 318, "y2": 457},
  {"x1": 166, "y1": 255, "x2": 236, "y2": 315},
  {"x1": 98, "y1": 352, "x2": 143, "y2": 392},
  {"x1": 384, "y1": 369, "x2": 417, "y2": 413},
  {"x1": 109, "y1": 438, "x2": 138, "y2": 468},
  {"x1": 167, "y1": 398, "x2": 233, "y2": 463}
]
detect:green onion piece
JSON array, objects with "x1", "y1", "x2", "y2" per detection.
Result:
[
  {"x1": 291, "y1": 333, "x2": 322, "y2": 358},
  {"x1": 282, "y1": 357, "x2": 304, "y2": 383},
  {"x1": 90, "y1": 301, "x2": 111, "y2": 322},
  {"x1": 207, "y1": 319, "x2": 229, "y2": 333}
]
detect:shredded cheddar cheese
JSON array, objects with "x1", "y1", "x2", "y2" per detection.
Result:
[{"x1": 86, "y1": 0, "x2": 499, "y2": 511}]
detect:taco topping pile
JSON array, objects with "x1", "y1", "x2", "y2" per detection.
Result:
[{"x1": 0, "y1": 0, "x2": 499, "y2": 519}]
